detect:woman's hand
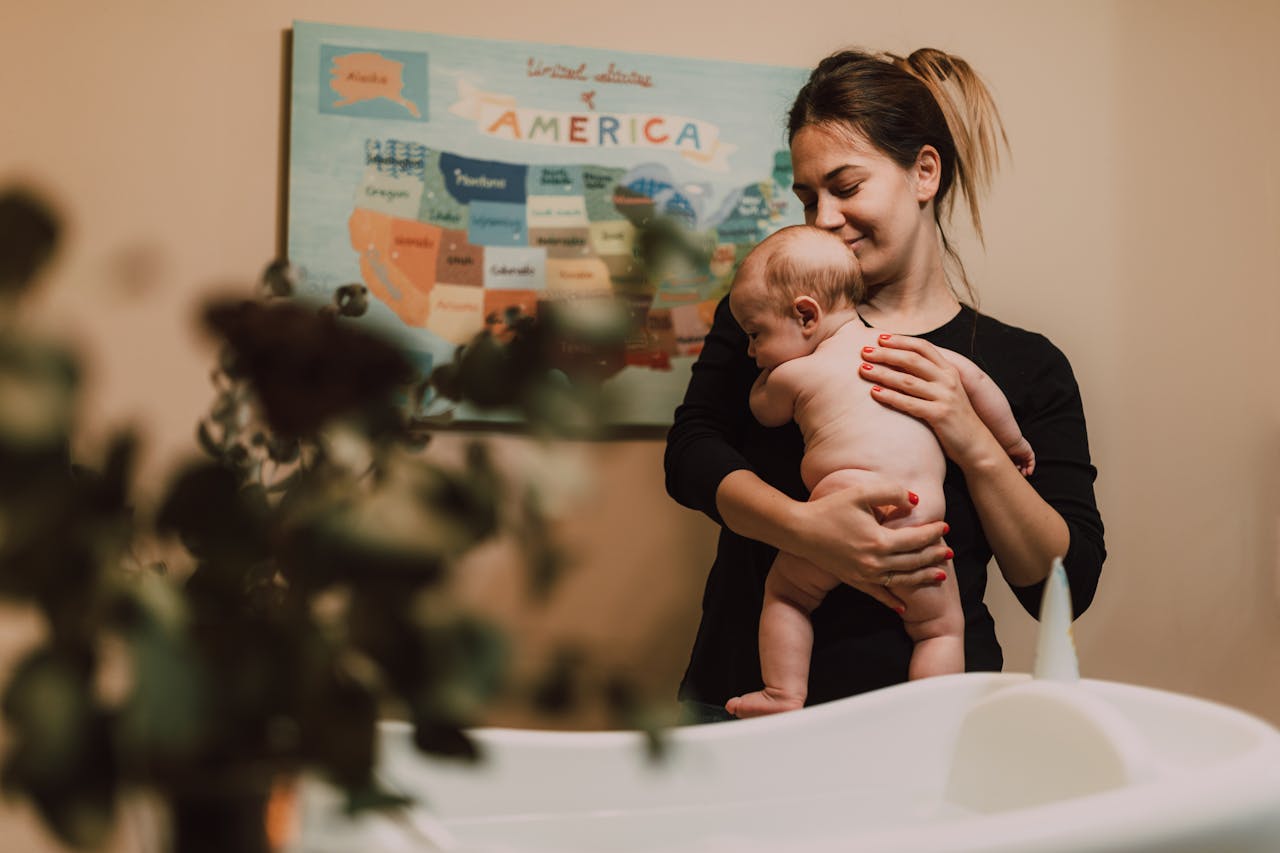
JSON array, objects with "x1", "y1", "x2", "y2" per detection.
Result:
[
  {"x1": 858, "y1": 334, "x2": 1071, "y2": 589},
  {"x1": 716, "y1": 469, "x2": 949, "y2": 613},
  {"x1": 860, "y1": 334, "x2": 1005, "y2": 470},
  {"x1": 790, "y1": 476, "x2": 951, "y2": 612}
]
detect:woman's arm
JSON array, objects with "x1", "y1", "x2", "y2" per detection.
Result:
[
  {"x1": 937, "y1": 350, "x2": 1035, "y2": 475},
  {"x1": 862, "y1": 334, "x2": 1070, "y2": 589},
  {"x1": 716, "y1": 469, "x2": 953, "y2": 609},
  {"x1": 664, "y1": 299, "x2": 951, "y2": 603}
]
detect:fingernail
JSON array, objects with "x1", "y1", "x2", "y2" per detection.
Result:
[
  {"x1": 942, "y1": 523, "x2": 950, "y2": 534},
  {"x1": 871, "y1": 385, "x2": 883, "y2": 392},
  {"x1": 862, "y1": 346, "x2": 875, "y2": 354},
  {"x1": 894, "y1": 606, "x2": 906, "y2": 615},
  {"x1": 944, "y1": 549, "x2": 954, "y2": 560},
  {"x1": 907, "y1": 491, "x2": 919, "y2": 505},
  {"x1": 934, "y1": 571, "x2": 947, "y2": 582},
  {"x1": 860, "y1": 362, "x2": 873, "y2": 371},
  {"x1": 879, "y1": 333, "x2": 892, "y2": 341}
]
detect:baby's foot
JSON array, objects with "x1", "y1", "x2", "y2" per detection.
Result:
[{"x1": 726, "y1": 689, "x2": 804, "y2": 718}]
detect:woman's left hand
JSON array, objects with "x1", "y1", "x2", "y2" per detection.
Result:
[{"x1": 860, "y1": 334, "x2": 999, "y2": 468}]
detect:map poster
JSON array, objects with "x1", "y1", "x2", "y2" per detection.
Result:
[{"x1": 288, "y1": 21, "x2": 807, "y2": 427}]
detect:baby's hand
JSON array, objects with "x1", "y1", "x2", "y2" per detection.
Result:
[{"x1": 1008, "y1": 438, "x2": 1035, "y2": 477}]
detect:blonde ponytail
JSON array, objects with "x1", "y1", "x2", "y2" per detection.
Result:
[{"x1": 888, "y1": 49, "x2": 1008, "y2": 244}]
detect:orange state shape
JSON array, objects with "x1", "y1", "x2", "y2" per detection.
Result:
[
  {"x1": 389, "y1": 218, "x2": 443, "y2": 294},
  {"x1": 348, "y1": 208, "x2": 431, "y2": 327},
  {"x1": 331, "y1": 53, "x2": 421, "y2": 118}
]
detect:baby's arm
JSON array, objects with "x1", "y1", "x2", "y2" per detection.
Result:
[
  {"x1": 938, "y1": 351, "x2": 1035, "y2": 476},
  {"x1": 749, "y1": 362, "x2": 802, "y2": 427}
]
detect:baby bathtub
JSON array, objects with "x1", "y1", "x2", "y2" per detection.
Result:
[
  {"x1": 295, "y1": 563, "x2": 1280, "y2": 851},
  {"x1": 295, "y1": 671, "x2": 1280, "y2": 852}
]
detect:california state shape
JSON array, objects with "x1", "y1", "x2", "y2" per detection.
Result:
[{"x1": 348, "y1": 208, "x2": 441, "y2": 327}]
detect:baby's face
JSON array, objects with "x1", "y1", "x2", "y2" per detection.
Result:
[{"x1": 729, "y1": 284, "x2": 812, "y2": 370}]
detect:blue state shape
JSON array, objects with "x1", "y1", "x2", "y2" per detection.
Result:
[
  {"x1": 318, "y1": 45, "x2": 429, "y2": 122},
  {"x1": 440, "y1": 153, "x2": 527, "y2": 205},
  {"x1": 468, "y1": 201, "x2": 528, "y2": 247}
]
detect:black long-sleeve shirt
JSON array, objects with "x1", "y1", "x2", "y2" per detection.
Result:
[{"x1": 664, "y1": 297, "x2": 1105, "y2": 707}]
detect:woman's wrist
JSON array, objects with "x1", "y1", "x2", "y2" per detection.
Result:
[
  {"x1": 775, "y1": 496, "x2": 813, "y2": 561},
  {"x1": 715, "y1": 469, "x2": 808, "y2": 556},
  {"x1": 949, "y1": 425, "x2": 1011, "y2": 478}
]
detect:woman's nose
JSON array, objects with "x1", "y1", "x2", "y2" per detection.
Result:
[{"x1": 811, "y1": 195, "x2": 844, "y2": 230}]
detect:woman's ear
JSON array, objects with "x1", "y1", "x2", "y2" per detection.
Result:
[
  {"x1": 913, "y1": 145, "x2": 942, "y2": 203},
  {"x1": 793, "y1": 296, "x2": 821, "y2": 335}
]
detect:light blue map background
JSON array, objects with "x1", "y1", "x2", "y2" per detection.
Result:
[{"x1": 288, "y1": 20, "x2": 808, "y2": 425}]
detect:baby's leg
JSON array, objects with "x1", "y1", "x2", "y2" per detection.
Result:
[
  {"x1": 896, "y1": 545, "x2": 965, "y2": 678},
  {"x1": 877, "y1": 485, "x2": 964, "y2": 678},
  {"x1": 727, "y1": 470, "x2": 880, "y2": 718},
  {"x1": 726, "y1": 552, "x2": 837, "y2": 718}
]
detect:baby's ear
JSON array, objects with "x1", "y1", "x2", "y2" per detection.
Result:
[{"x1": 793, "y1": 296, "x2": 821, "y2": 330}]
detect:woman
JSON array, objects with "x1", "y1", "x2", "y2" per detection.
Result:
[{"x1": 664, "y1": 48, "x2": 1105, "y2": 722}]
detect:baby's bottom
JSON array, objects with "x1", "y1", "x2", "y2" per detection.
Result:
[{"x1": 725, "y1": 469, "x2": 965, "y2": 719}]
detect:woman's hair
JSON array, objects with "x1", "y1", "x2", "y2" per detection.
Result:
[{"x1": 787, "y1": 48, "x2": 1008, "y2": 302}]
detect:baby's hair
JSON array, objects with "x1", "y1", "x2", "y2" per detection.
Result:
[
  {"x1": 787, "y1": 48, "x2": 1009, "y2": 305},
  {"x1": 738, "y1": 225, "x2": 864, "y2": 315}
]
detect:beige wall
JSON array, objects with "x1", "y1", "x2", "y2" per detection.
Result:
[{"x1": 3, "y1": 2, "x2": 1279, "y2": 844}]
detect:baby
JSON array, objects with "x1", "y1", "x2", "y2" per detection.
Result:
[{"x1": 726, "y1": 225, "x2": 1034, "y2": 718}]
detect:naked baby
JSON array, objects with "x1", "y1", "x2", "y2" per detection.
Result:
[{"x1": 726, "y1": 225, "x2": 1035, "y2": 718}]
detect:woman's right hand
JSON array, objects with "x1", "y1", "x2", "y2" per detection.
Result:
[{"x1": 790, "y1": 479, "x2": 951, "y2": 611}]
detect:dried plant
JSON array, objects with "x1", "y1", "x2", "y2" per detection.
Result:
[{"x1": 0, "y1": 187, "x2": 653, "y2": 852}]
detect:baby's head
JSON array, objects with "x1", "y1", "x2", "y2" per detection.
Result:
[{"x1": 729, "y1": 225, "x2": 864, "y2": 368}]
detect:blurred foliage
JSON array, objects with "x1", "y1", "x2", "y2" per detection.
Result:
[{"x1": 0, "y1": 187, "x2": 663, "y2": 850}]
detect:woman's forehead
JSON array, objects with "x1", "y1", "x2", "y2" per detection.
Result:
[{"x1": 791, "y1": 125, "x2": 891, "y2": 179}]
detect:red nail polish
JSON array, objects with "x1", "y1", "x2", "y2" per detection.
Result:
[
  {"x1": 894, "y1": 606, "x2": 905, "y2": 615},
  {"x1": 907, "y1": 491, "x2": 919, "y2": 505},
  {"x1": 862, "y1": 346, "x2": 874, "y2": 354},
  {"x1": 945, "y1": 549, "x2": 954, "y2": 560},
  {"x1": 942, "y1": 523, "x2": 950, "y2": 534},
  {"x1": 871, "y1": 385, "x2": 883, "y2": 392},
  {"x1": 860, "y1": 362, "x2": 873, "y2": 371},
  {"x1": 934, "y1": 571, "x2": 947, "y2": 582},
  {"x1": 879, "y1": 333, "x2": 891, "y2": 341}
]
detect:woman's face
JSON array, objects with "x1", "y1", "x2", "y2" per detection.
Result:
[{"x1": 789, "y1": 125, "x2": 937, "y2": 289}]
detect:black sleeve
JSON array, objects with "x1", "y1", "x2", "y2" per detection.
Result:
[
  {"x1": 1004, "y1": 338, "x2": 1106, "y2": 619},
  {"x1": 663, "y1": 295, "x2": 756, "y2": 526}
]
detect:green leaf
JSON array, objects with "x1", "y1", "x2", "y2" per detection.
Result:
[
  {"x1": 202, "y1": 299, "x2": 413, "y2": 438},
  {"x1": 260, "y1": 259, "x2": 301, "y2": 299},
  {"x1": 0, "y1": 188, "x2": 60, "y2": 299},
  {"x1": 0, "y1": 336, "x2": 79, "y2": 451},
  {"x1": 302, "y1": 659, "x2": 379, "y2": 789},
  {"x1": 156, "y1": 461, "x2": 268, "y2": 563},
  {"x1": 411, "y1": 719, "x2": 479, "y2": 762},
  {"x1": 528, "y1": 647, "x2": 583, "y2": 716},
  {"x1": 1, "y1": 649, "x2": 93, "y2": 783},
  {"x1": 342, "y1": 781, "x2": 413, "y2": 816},
  {"x1": 117, "y1": 639, "x2": 207, "y2": 759}
]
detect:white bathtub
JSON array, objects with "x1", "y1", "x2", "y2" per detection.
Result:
[{"x1": 296, "y1": 672, "x2": 1280, "y2": 852}]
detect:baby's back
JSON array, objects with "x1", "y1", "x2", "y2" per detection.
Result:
[{"x1": 790, "y1": 322, "x2": 945, "y2": 499}]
